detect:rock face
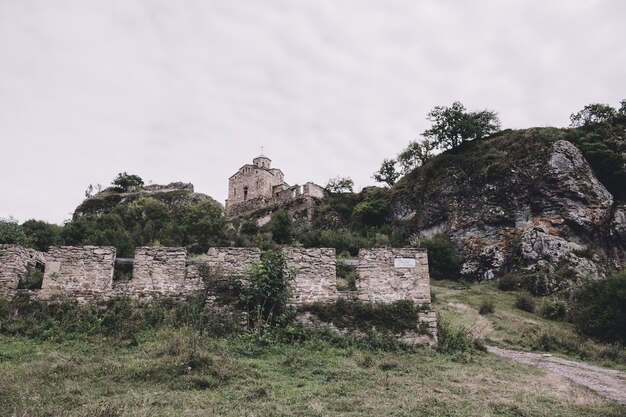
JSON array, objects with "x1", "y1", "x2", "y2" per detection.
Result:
[{"x1": 392, "y1": 129, "x2": 625, "y2": 293}]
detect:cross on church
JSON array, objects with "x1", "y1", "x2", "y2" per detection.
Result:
[{"x1": 261, "y1": 145, "x2": 264, "y2": 155}]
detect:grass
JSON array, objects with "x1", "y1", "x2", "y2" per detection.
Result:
[
  {"x1": 0, "y1": 286, "x2": 624, "y2": 415},
  {"x1": 1, "y1": 330, "x2": 623, "y2": 416},
  {"x1": 431, "y1": 280, "x2": 626, "y2": 370}
]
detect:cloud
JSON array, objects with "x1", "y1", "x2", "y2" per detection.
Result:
[{"x1": 1, "y1": 0, "x2": 625, "y2": 223}]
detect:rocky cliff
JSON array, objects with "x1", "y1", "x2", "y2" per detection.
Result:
[{"x1": 391, "y1": 128, "x2": 626, "y2": 294}]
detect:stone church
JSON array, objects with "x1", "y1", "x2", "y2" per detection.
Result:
[{"x1": 225, "y1": 154, "x2": 324, "y2": 218}]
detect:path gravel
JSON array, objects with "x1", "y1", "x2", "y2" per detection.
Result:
[{"x1": 487, "y1": 345, "x2": 626, "y2": 405}]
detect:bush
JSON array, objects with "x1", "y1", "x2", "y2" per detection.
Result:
[
  {"x1": 570, "y1": 272, "x2": 626, "y2": 343},
  {"x1": 437, "y1": 319, "x2": 485, "y2": 355},
  {"x1": 413, "y1": 234, "x2": 460, "y2": 280},
  {"x1": 497, "y1": 274, "x2": 523, "y2": 291},
  {"x1": 540, "y1": 299, "x2": 567, "y2": 321},
  {"x1": 514, "y1": 294, "x2": 535, "y2": 313},
  {"x1": 479, "y1": 299, "x2": 495, "y2": 315}
]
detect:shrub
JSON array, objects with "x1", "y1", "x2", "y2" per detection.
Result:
[
  {"x1": 570, "y1": 271, "x2": 626, "y2": 343},
  {"x1": 437, "y1": 319, "x2": 485, "y2": 355},
  {"x1": 540, "y1": 299, "x2": 567, "y2": 321},
  {"x1": 413, "y1": 234, "x2": 461, "y2": 280},
  {"x1": 514, "y1": 293, "x2": 535, "y2": 313},
  {"x1": 479, "y1": 299, "x2": 495, "y2": 315},
  {"x1": 497, "y1": 273, "x2": 523, "y2": 291}
]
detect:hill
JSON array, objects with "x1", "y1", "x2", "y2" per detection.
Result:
[{"x1": 388, "y1": 127, "x2": 626, "y2": 293}]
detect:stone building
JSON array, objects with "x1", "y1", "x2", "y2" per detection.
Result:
[{"x1": 225, "y1": 154, "x2": 324, "y2": 218}]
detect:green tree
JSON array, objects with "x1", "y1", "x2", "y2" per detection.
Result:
[
  {"x1": 397, "y1": 139, "x2": 435, "y2": 174},
  {"x1": 173, "y1": 200, "x2": 228, "y2": 253},
  {"x1": 111, "y1": 172, "x2": 144, "y2": 192},
  {"x1": 270, "y1": 209, "x2": 293, "y2": 244},
  {"x1": 569, "y1": 103, "x2": 618, "y2": 127},
  {"x1": 21, "y1": 220, "x2": 62, "y2": 251},
  {"x1": 570, "y1": 271, "x2": 626, "y2": 343},
  {"x1": 372, "y1": 159, "x2": 400, "y2": 186},
  {"x1": 423, "y1": 101, "x2": 501, "y2": 150},
  {"x1": 325, "y1": 176, "x2": 354, "y2": 193},
  {"x1": 0, "y1": 217, "x2": 27, "y2": 246},
  {"x1": 236, "y1": 250, "x2": 296, "y2": 331}
]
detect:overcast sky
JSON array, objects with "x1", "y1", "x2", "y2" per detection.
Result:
[{"x1": 1, "y1": 0, "x2": 624, "y2": 224}]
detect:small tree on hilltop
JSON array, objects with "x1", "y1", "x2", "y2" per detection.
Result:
[
  {"x1": 111, "y1": 172, "x2": 144, "y2": 192},
  {"x1": 569, "y1": 103, "x2": 618, "y2": 127},
  {"x1": 325, "y1": 176, "x2": 354, "y2": 193},
  {"x1": 423, "y1": 101, "x2": 501, "y2": 150},
  {"x1": 397, "y1": 139, "x2": 435, "y2": 174}
]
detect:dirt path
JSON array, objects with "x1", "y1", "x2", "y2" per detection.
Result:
[{"x1": 487, "y1": 346, "x2": 626, "y2": 405}]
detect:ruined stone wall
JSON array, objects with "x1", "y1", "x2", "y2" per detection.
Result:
[
  {"x1": 0, "y1": 244, "x2": 45, "y2": 296},
  {"x1": 206, "y1": 247, "x2": 261, "y2": 278},
  {"x1": 129, "y1": 247, "x2": 203, "y2": 298},
  {"x1": 284, "y1": 248, "x2": 337, "y2": 304},
  {"x1": 42, "y1": 246, "x2": 115, "y2": 300},
  {"x1": 356, "y1": 248, "x2": 430, "y2": 304}
]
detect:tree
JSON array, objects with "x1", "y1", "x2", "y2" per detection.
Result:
[
  {"x1": 325, "y1": 176, "x2": 354, "y2": 193},
  {"x1": 569, "y1": 103, "x2": 618, "y2": 127},
  {"x1": 111, "y1": 172, "x2": 144, "y2": 192},
  {"x1": 422, "y1": 102, "x2": 501, "y2": 150},
  {"x1": 570, "y1": 271, "x2": 626, "y2": 343},
  {"x1": 21, "y1": 220, "x2": 62, "y2": 251},
  {"x1": 372, "y1": 159, "x2": 400, "y2": 186},
  {"x1": 270, "y1": 209, "x2": 293, "y2": 244},
  {"x1": 397, "y1": 139, "x2": 435, "y2": 174},
  {"x1": 0, "y1": 217, "x2": 27, "y2": 246}
]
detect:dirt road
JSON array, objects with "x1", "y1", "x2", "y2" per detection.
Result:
[{"x1": 487, "y1": 346, "x2": 626, "y2": 405}]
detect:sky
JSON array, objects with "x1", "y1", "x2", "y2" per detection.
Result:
[{"x1": 1, "y1": 0, "x2": 625, "y2": 225}]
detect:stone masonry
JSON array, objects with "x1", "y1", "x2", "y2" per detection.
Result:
[
  {"x1": 225, "y1": 154, "x2": 324, "y2": 218},
  {"x1": 42, "y1": 246, "x2": 116, "y2": 300},
  {"x1": 0, "y1": 245, "x2": 436, "y2": 346},
  {"x1": 356, "y1": 248, "x2": 431, "y2": 304},
  {"x1": 0, "y1": 244, "x2": 46, "y2": 296},
  {"x1": 284, "y1": 247, "x2": 337, "y2": 304}
]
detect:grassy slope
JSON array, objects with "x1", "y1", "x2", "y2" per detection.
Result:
[
  {"x1": 431, "y1": 280, "x2": 626, "y2": 371},
  {"x1": 1, "y1": 328, "x2": 624, "y2": 416}
]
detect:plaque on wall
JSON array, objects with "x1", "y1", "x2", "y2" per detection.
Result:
[{"x1": 394, "y1": 258, "x2": 416, "y2": 268}]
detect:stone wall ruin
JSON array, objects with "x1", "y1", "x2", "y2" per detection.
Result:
[{"x1": 0, "y1": 244, "x2": 436, "y2": 346}]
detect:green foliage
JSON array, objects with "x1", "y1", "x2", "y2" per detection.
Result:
[
  {"x1": 568, "y1": 100, "x2": 626, "y2": 199},
  {"x1": 111, "y1": 172, "x2": 144, "y2": 192},
  {"x1": 301, "y1": 299, "x2": 429, "y2": 335},
  {"x1": 235, "y1": 251, "x2": 296, "y2": 331},
  {"x1": 540, "y1": 299, "x2": 567, "y2": 321},
  {"x1": 350, "y1": 187, "x2": 390, "y2": 227},
  {"x1": 569, "y1": 103, "x2": 619, "y2": 127},
  {"x1": 269, "y1": 209, "x2": 292, "y2": 244},
  {"x1": 436, "y1": 319, "x2": 485, "y2": 356},
  {"x1": 372, "y1": 159, "x2": 400, "y2": 186},
  {"x1": 0, "y1": 295, "x2": 240, "y2": 342},
  {"x1": 20, "y1": 219, "x2": 62, "y2": 251},
  {"x1": 478, "y1": 299, "x2": 495, "y2": 315},
  {"x1": 397, "y1": 139, "x2": 435, "y2": 174},
  {"x1": 412, "y1": 234, "x2": 460, "y2": 280},
  {"x1": 0, "y1": 217, "x2": 27, "y2": 246},
  {"x1": 570, "y1": 271, "x2": 626, "y2": 343},
  {"x1": 422, "y1": 101, "x2": 501, "y2": 150},
  {"x1": 497, "y1": 273, "x2": 524, "y2": 291},
  {"x1": 62, "y1": 198, "x2": 227, "y2": 256},
  {"x1": 17, "y1": 265, "x2": 44, "y2": 290},
  {"x1": 514, "y1": 293, "x2": 535, "y2": 313},
  {"x1": 325, "y1": 176, "x2": 354, "y2": 193}
]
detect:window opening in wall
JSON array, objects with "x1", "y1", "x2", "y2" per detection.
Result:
[
  {"x1": 243, "y1": 186, "x2": 248, "y2": 201},
  {"x1": 335, "y1": 256, "x2": 357, "y2": 291},
  {"x1": 18, "y1": 261, "x2": 45, "y2": 290},
  {"x1": 113, "y1": 258, "x2": 134, "y2": 281}
]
